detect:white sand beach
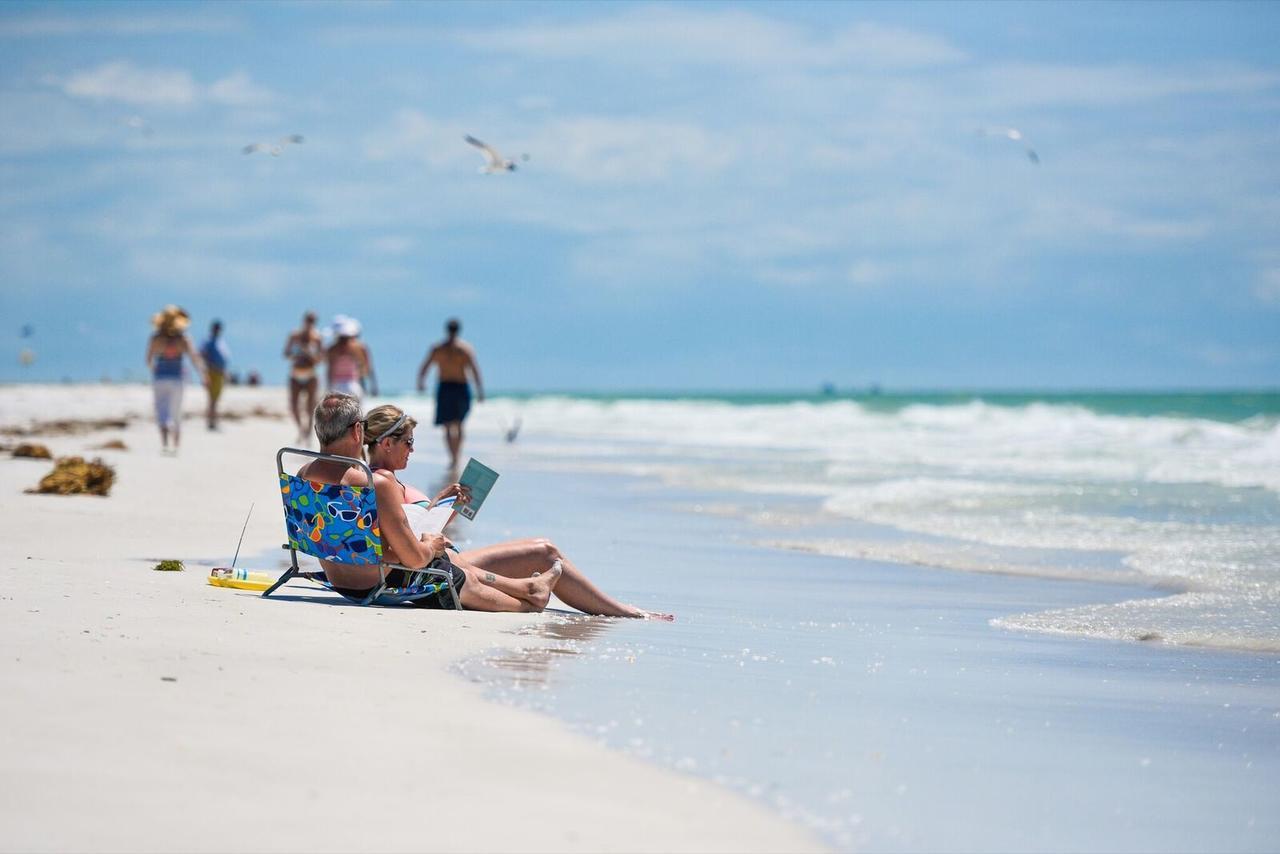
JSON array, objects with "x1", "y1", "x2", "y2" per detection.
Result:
[{"x1": 0, "y1": 384, "x2": 823, "y2": 853}]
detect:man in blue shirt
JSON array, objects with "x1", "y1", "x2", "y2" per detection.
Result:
[{"x1": 199, "y1": 320, "x2": 231, "y2": 430}]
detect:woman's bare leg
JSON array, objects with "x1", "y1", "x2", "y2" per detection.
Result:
[
  {"x1": 457, "y1": 538, "x2": 672, "y2": 620},
  {"x1": 301, "y1": 380, "x2": 317, "y2": 439}
]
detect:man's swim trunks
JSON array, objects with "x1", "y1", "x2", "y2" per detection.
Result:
[{"x1": 435, "y1": 380, "x2": 471, "y2": 425}]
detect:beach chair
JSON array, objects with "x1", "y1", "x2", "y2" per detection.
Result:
[{"x1": 263, "y1": 447, "x2": 461, "y2": 608}]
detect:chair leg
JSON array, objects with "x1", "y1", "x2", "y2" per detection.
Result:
[
  {"x1": 263, "y1": 551, "x2": 300, "y2": 598},
  {"x1": 262, "y1": 568, "x2": 295, "y2": 597}
]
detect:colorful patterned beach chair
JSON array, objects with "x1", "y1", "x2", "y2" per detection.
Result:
[{"x1": 263, "y1": 447, "x2": 461, "y2": 608}]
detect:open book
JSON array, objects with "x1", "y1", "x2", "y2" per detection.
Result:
[{"x1": 401, "y1": 458, "x2": 499, "y2": 535}]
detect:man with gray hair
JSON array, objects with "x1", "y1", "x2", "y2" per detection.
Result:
[{"x1": 298, "y1": 392, "x2": 560, "y2": 611}]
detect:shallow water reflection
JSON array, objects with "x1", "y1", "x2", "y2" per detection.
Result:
[{"x1": 476, "y1": 614, "x2": 619, "y2": 689}]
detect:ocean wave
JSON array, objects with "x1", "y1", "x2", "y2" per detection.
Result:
[
  {"x1": 395, "y1": 391, "x2": 1280, "y2": 651},
  {"x1": 461, "y1": 396, "x2": 1280, "y2": 493}
]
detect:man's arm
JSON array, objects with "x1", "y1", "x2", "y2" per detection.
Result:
[
  {"x1": 465, "y1": 345, "x2": 485, "y2": 402},
  {"x1": 416, "y1": 346, "x2": 438, "y2": 392}
]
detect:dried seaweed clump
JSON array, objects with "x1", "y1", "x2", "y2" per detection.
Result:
[
  {"x1": 12, "y1": 443, "x2": 52, "y2": 459},
  {"x1": 29, "y1": 456, "x2": 115, "y2": 496},
  {"x1": 91, "y1": 439, "x2": 129, "y2": 451},
  {"x1": 1, "y1": 418, "x2": 129, "y2": 438},
  {"x1": 153, "y1": 559, "x2": 184, "y2": 572}
]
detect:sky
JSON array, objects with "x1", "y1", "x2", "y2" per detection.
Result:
[{"x1": 1, "y1": 0, "x2": 1278, "y2": 391}]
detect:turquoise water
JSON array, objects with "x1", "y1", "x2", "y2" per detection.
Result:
[{"x1": 490, "y1": 389, "x2": 1280, "y2": 423}]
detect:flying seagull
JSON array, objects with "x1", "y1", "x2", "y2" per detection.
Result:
[
  {"x1": 978, "y1": 126, "x2": 1039, "y2": 164},
  {"x1": 242, "y1": 134, "x2": 305, "y2": 156},
  {"x1": 464, "y1": 134, "x2": 529, "y2": 173}
]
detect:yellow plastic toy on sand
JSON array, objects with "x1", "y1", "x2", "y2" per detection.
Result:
[{"x1": 207, "y1": 567, "x2": 276, "y2": 592}]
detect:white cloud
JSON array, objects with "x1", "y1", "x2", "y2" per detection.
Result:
[
  {"x1": 1254, "y1": 267, "x2": 1280, "y2": 305},
  {"x1": 207, "y1": 71, "x2": 274, "y2": 108},
  {"x1": 846, "y1": 259, "x2": 896, "y2": 287},
  {"x1": 367, "y1": 235, "x2": 416, "y2": 256},
  {"x1": 365, "y1": 109, "x2": 734, "y2": 185},
  {"x1": 458, "y1": 7, "x2": 966, "y2": 71},
  {"x1": 127, "y1": 247, "x2": 410, "y2": 297},
  {"x1": 1189, "y1": 343, "x2": 1273, "y2": 368},
  {"x1": 62, "y1": 61, "x2": 198, "y2": 107},
  {"x1": 363, "y1": 109, "x2": 467, "y2": 168},
  {"x1": 532, "y1": 117, "x2": 734, "y2": 184},
  {"x1": 57, "y1": 61, "x2": 275, "y2": 109},
  {"x1": 1022, "y1": 200, "x2": 1212, "y2": 244},
  {"x1": 0, "y1": 12, "x2": 238, "y2": 37},
  {"x1": 969, "y1": 62, "x2": 1280, "y2": 109}
]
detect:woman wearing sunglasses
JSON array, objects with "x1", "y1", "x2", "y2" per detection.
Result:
[{"x1": 364, "y1": 404, "x2": 672, "y2": 620}]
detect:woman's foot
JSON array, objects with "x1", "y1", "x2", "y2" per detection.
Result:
[{"x1": 523, "y1": 560, "x2": 563, "y2": 610}]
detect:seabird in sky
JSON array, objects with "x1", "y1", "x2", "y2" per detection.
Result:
[
  {"x1": 464, "y1": 135, "x2": 529, "y2": 173},
  {"x1": 979, "y1": 126, "x2": 1040, "y2": 164},
  {"x1": 242, "y1": 134, "x2": 305, "y2": 156}
]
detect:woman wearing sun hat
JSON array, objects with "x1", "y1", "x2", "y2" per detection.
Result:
[
  {"x1": 145, "y1": 305, "x2": 207, "y2": 454},
  {"x1": 325, "y1": 314, "x2": 377, "y2": 400}
]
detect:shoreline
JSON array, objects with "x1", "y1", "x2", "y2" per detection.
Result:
[
  {"x1": 447, "y1": 463, "x2": 1280, "y2": 852},
  {"x1": 0, "y1": 385, "x2": 823, "y2": 852}
]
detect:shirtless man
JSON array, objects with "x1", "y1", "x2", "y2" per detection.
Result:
[
  {"x1": 283, "y1": 311, "x2": 323, "y2": 442},
  {"x1": 298, "y1": 392, "x2": 559, "y2": 612},
  {"x1": 416, "y1": 318, "x2": 484, "y2": 469}
]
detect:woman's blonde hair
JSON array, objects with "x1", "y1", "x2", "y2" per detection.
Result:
[{"x1": 363, "y1": 404, "x2": 418, "y2": 448}]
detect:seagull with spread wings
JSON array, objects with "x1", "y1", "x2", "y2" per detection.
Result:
[
  {"x1": 978, "y1": 126, "x2": 1040, "y2": 164},
  {"x1": 242, "y1": 134, "x2": 305, "y2": 156},
  {"x1": 464, "y1": 134, "x2": 529, "y2": 173}
]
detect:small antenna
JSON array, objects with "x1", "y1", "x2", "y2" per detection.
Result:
[{"x1": 231, "y1": 503, "x2": 255, "y2": 568}]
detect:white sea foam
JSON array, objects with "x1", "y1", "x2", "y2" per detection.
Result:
[{"x1": 444, "y1": 395, "x2": 1280, "y2": 651}]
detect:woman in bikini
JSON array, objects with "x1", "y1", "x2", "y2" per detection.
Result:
[
  {"x1": 326, "y1": 315, "x2": 377, "y2": 400},
  {"x1": 283, "y1": 311, "x2": 323, "y2": 442},
  {"x1": 362, "y1": 403, "x2": 672, "y2": 619},
  {"x1": 145, "y1": 305, "x2": 207, "y2": 454}
]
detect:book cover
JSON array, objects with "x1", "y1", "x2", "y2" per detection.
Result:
[{"x1": 457, "y1": 458, "x2": 499, "y2": 520}]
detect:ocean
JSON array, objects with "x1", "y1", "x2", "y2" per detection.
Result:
[
  {"x1": 395, "y1": 389, "x2": 1280, "y2": 852},
  {"x1": 461, "y1": 389, "x2": 1280, "y2": 652}
]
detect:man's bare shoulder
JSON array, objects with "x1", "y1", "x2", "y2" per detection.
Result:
[{"x1": 297, "y1": 460, "x2": 366, "y2": 487}]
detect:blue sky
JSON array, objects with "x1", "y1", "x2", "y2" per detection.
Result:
[{"x1": 2, "y1": 0, "x2": 1278, "y2": 391}]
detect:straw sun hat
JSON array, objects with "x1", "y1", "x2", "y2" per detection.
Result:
[{"x1": 152, "y1": 305, "x2": 191, "y2": 334}]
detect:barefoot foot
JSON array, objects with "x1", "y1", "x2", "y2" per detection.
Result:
[{"x1": 523, "y1": 560, "x2": 562, "y2": 610}]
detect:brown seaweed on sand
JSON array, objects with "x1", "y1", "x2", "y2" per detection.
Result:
[
  {"x1": 90, "y1": 439, "x2": 129, "y2": 451},
  {"x1": 28, "y1": 456, "x2": 115, "y2": 496},
  {"x1": 12, "y1": 443, "x2": 52, "y2": 459},
  {"x1": 0, "y1": 418, "x2": 129, "y2": 438}
]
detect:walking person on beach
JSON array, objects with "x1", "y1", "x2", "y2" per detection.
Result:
[
  {"x1": 362, "y1": 403, "x2": 672, "y2": 619},
  {"x1": 416, "y1": 318, "x2": 484, "y2": 470},
  {"x1": 145, "y1": 305, "x2": 207, "y2": 454},
  {"x1": 326, "y1": 315, "x2": 377, "y2": 401},
  {"x1": 199, "y1": 319, "x2": 230, "y2": 431},
  {"x1": 283, "y1": 311, "x2": 323, "y2": 442},
  {"x1": 300, "y1": 393, "x2": 560, "y2": 613}
]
